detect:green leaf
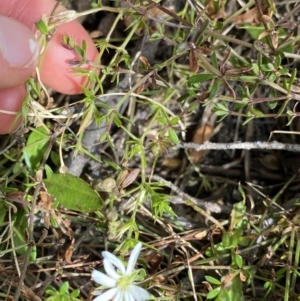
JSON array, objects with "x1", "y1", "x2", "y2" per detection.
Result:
[
  {"x1": 197, "y1": 19, "x2": 209, "y2": 37},
  {"x1": 35, "y1": 19, "x2": 49, "y2": 34},
  {"x1": 100, "y1": 132, "x2": 108, "y2": 142},
  {"x1": 282, "y1": 78, "x2": 288, "y2": 90},
  {"x1": 44, "y1": 173, "x2": 103, "y2": 212},
  {"x1": 113, "y1": 115, "x2": 122, "y2": 127},
  {"x1": 176, "y1": 93, "x2": 190, "y2": 103},
  {"x1": 157, "y1": 116, "x2": 168, "y2": 125},
  {"x1": 168, "y1": 128, "x2": 179, "y2": 143},
  {"x1": 238, "y1": 236, "x2": 249, "y2": 247},
  {"x1": 276, "y1": 99, "x2": 289, "y2": 118},
  {"x1": 205, "y1": 275, "x2": 221, "y2": 285},
  {"x1": 71, "y1": 289, "x2": 80, "y2": 298},
  {"x1": 231, "y1": 233, "x2": 239, "y2": 248},
  {"x1": 274, "y1": 53, "x2": 282, "y2": 69},
  {"x1": 286, "y1": 112, "x2": 295, "y2": 126},
  {"x1": 82, "y1": 40, "x2": 87, "y2": 58},
  {"x1": 216, "y1": 288, "x2": 230, "y2": 301},
  {"x1": 252, "y1": 64, "x2": 260, "y2": 75},
  {"x1": 268, "y1": 73, "x2": 277, "y2": 82},
  {"x1": 216, "y1": 114, "x2": 228, "y2": 122},
  {"x1": 238, "y1": 183, "x2": 246, "y2": 202},
  {"x1": 288, "y1": 68, "x2": 297, "y2": 92},
  {"x1": 278, "y1": 68, "x2": 289, "y2": 75},
  {"x1": 240, "y1": 25, "x2": 266, "y2": 40},
  {"x1": 59, "y1": 282, "x2": 69, "y2": 294},
  {"x1": 0, "y1": 201, "x2": 6, "y2": 226},
  {"x1": 218, "y1": 274, "x2": 244, "y2": 301},
  {"x1": 50, "y1": 151, "x2": 60, "y2": 166},
  {"x1": 235, "y1": 254, "x2": 243, "y2": 268},
  {"x1": 62, "y1": 35, "x2": 75, "y2": 49},
  {"x1": 45, "y1": 165, "x2": 54, "y2": 178},
  {"x1": 12, "y1": 207, "x2": 28, "y2": 255},
  {"x1": 150, "y1": 32, "x2": 162, "y2": 41},
  {"x1": 24, "y1": 127, "x2": 50, "y2": 171},
  {"x1": 230, "y1": 201, "x2": 247, "y2": 231},
  {"x1": 187, "y1": 88, "x2": 198, "y2": 97},
  {"x1": 207, "y1": 287, "x2": 221, "y2": 299},
  {"x1": 170, "y1": 116, "x2": 180, "y2": 125},
  {"x1": 249, "y1": 107, "x2": 264, "y2": 117},
  {"x1": 234, "y1": 98, "x2": 248, "y2": 110},
  {"x1": 242, "y1": 115, "x2": 254, "y2": 125},
  {"x1": 30, "y1": 245, "x2": 37, "y2": 261},
  {"x1": 238, "y1": 75, "x2": 257, "y2": 83},
  {"x1": 222, "y1": 231, "x2": 231, "y2": 249},
  {"x1": 211, "y1": 51, "x2": 218, "y2": 69},
  {"x1": 267, "y1": 101, "x2": 277, "y2": 110},
  {"x1": 188, "y1": 73, "x2": 216, "y2": 84},
  {"x1": 50, "y1": 215, "x2": 59, "y2": 228},
  {"x1": 216, "y1": 103, "x2": 227, "y2": 111},
  {"x1": 209, "y1": 79, "x2": 220, "y2": 100},
  {"x1": 213, "y1": 109, "x2": 228, "y2": 116},
  {"x1": 45, "y1": 286, "x2": 56, "y2": 296},
  {"x1": 75, "y1": 45, "x2": 84, "y2": 58},
  {"x1": 213, "y1": 102, "x2": 228, "y2": 116}
]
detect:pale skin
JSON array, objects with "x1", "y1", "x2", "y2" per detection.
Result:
[{"x1": 0, "y1": 0, "x2": 99, "y2": 134}]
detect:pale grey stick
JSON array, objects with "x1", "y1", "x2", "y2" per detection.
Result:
[
  {"x1": 177, "y1": 141, "x2": 300, "y2": 152},
  {"x1": 66, "y1": 76, "x2": 130, "y2": 176}
]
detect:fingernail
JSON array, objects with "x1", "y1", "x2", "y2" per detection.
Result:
[{"x1": 0, "y1": 14, "x2": 39, "y2": 68}]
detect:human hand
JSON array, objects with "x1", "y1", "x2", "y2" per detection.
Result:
[{"x1": 0, "y1": 0, "x2": 98, "y2": 134}]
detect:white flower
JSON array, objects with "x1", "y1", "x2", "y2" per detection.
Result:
[{"x1": 91, "y1": 242, "x2": 149, "y2": 301}]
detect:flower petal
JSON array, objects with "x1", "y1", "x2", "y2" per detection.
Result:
[
  {"x1": 128, "y1": 285, "x2": 149, "y2": 301},
  {"x1": 92, "y1": 270, "x2": 117, "y2": 288},
  {"x1": 103, "y1": 258, "x2": 121, "y2": 280},
  {"x1": 102, "y1": 251, "x2": 126, "y2": 274},
  {"x1": 91, "y1": 288, "x2": 118, "y2": 301},
  {"x1": 124, "y1": 291, "x2": 135, "y2": 301},
  {"x1": 114, "y1": 290, "x2": 125, "y2": 301},
  {"x1": 126, "y1": 242, "x2": 142, "y2": 275}
]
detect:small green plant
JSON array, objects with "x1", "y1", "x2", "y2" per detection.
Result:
[{"x1": 45, "y1": 282, "x2": 81, "y2": 301}]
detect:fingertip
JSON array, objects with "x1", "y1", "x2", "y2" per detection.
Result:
[
  {"x1": 0, "y1": 14, "x2": 39, "y2": 90},
  {"x1": 39, "y1": 20, "x2": 99, "y2": 95},
  {"x1": 0, "y1": 85, "x2": 25, "y2": 134}
]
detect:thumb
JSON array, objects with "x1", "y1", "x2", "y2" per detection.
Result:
[{"x1": 0, "y1": 14, "x2": 39, "y2": 89}]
